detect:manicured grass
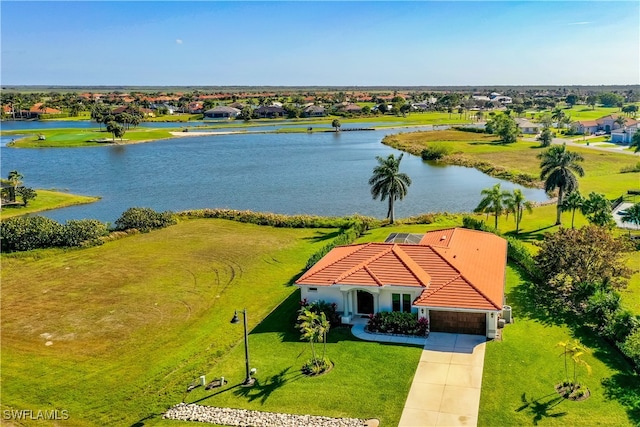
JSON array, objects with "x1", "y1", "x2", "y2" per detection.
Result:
[
  {"x1": 177, "y1": 291, "x2": 422, "y2": 427},
  {"x1": 5, "y1": 127, "x2": 177, "y2": 148},
  {"x1": 0, "y1": 189, "x2": 99, "y2": 219},
  {"x1": 479, "y1": 264, "x2": 639, "y2": 426},
  {"x1": 384, "y1": 130, "x2": 640, "y2": 198},
  {"x1": 0, "y1": 219, "x2": 337, "y2": 425},
  {"x1": 145, "y1": 114, "x2": 204, "y2": 122}
]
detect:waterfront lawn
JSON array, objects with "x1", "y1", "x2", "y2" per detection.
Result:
[
  {"x1": 0, "y1": 189, "x2": 99, "y2": 219},
  {"x1": 383, "y1": 130, "x2": 639, "y2": 198},
  {"x1": 5, "y1": 127, "x2": 176, "y2": 147},
  {"x1": 178, "y1": 291, "x2": 422, "y2": 427},
  {"x1": 479, "y1": 264, "x2": 639, "y2": 427},
  {"x1": 0, "y1": 219, "x2": 336, "y2": 426}
]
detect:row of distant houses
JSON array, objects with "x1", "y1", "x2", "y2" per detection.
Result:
[
  {"x1": 574, "y1": 114, "x2": 638, "y2": 144},
  {"x1": 513, "y1": 114, "x2": 638, "y2": 145}
]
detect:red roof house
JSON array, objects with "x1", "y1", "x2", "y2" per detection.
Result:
[{"x1": 296, "y1": 228, "x2": 507, "y2": 337}]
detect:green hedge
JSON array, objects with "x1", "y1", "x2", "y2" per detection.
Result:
[
  {"x1": 114, "y1": 207, "x2": 176, "y2": 232},
  {"x1": 0, "y1": 216, "x2": 108, "y2": 252}
]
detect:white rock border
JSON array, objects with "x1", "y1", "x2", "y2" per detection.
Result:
[{"x1": 164, "y1": 403, "x2": 372, "y2": 427}]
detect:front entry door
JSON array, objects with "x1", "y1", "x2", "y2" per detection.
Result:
[{"x1": 356, "y1": 290, "x2": 374, "y2": 315}]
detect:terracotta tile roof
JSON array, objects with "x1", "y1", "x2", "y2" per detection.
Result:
[
  {"x1": 29, "y1": 103, "x2": 61, "y2": 114},
  {"x1": 296, "y1": 228, "x2": 506, "y2": 311},
  {"x1": 576, "y1": 120, "x2": 598, "y2": 126}
]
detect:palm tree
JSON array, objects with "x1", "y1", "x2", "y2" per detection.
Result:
[
  {"x1": 561, "y1": 190, "x2": 584, "y2": 229},
  {"x1": 297, "y1": 309, "x2": 330, "y2": 369},
  {"x1": 474, "y1": 183, "x2": 511, "y2": 230},
  {"x1": 506, "y1": 189, "x2": 533, "y2": 234},
  {"x1": 331, "y1": 119, "x2": 341, "y2": 132},
  {"x1": 630, "y1": 131, "x2": 640, "y2": 153},
  {"x1": 551, "y1": 108, "x2": 565, "y2": 128},
  {"x1": 620, "y1": 203, "x2": 640, "y2": 229},
  {"x1": 369, "y1": 154, "x2": 412, "y2": 224},
  {"x1": 614, "y1": 115, "x2": 626, "y2": 130},
  {"x1": 7, "y1": 170, "x2": 23, "y2": 194},
  {"x1": 538, "y1": 144, "x2": 585, "y2": 226},
  {"x1": 581, "y1": 192, "x2": 613, "y2": 227}
]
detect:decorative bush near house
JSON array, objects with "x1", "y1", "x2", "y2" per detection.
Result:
[{"x1": 367, "y1": 312, "x2": 429, "y2": 336}]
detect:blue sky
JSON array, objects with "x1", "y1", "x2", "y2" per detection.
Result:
[{"x1": 1, "y1": 1, "x2": 638, "y2": 86}]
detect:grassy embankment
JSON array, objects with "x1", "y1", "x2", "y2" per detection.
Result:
[{"x1": 0, "y1": 190, "x2": 99, "y2": 219}]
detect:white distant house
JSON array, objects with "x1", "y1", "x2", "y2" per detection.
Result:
[
  {"x1": 203, "y1": 106, "x2": 241, "y2": 119},
  {"x1": 515, "y1": 118, "x2": 540, "y2": 134}
]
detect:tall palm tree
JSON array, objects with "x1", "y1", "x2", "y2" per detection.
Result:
[
  {"x1": 506, "y1": 189, "x2": 533, "y2": 234},
  {"x1": 474, "y1": 183, "x2": 511, "y2": 230},
  {"x1": 561, "y1": 190, "x2": 584, "y2": 229},
  {"x1": 551, "y1": 108, "x2": 565, "y2": 128},
  {"x1": 7, "y1": 170, "x2": 23, "y2": 193},
  {"x1": 538, "y1": 144, "x2": 585, "y2": 226},
  {"x1": 369, "y1": 153, "x2": 412, "y2": 224}
]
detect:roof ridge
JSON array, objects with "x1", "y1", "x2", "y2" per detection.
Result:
[
  {"x1": 392, "y1": 246, "x2": 432, "y2": 287},
  {"x1": 298, "y1": 243, "x2": 369, "y2": 282},
  {"x1": 363, "y1": 264, "x2": 384, "y2": 286},
  {"x1": 334, "y1": 244, "x2": 394, "y2": 283}
]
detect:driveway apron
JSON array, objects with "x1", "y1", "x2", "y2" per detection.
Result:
[{"x1": 398, "y1": 332, "x2": 487, "y2": 427}]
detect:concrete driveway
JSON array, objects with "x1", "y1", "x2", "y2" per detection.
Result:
[{"x1": 399, "y1": 333, "x2": 487, "y2": 427}]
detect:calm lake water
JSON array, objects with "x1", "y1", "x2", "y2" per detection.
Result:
[{"x1": 0, "y1": 126, "x2": 548, "y2": 223}]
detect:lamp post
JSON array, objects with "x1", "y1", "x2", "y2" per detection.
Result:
[{"x1": 230, "y1": 308, "x2": 255, "y2": 387}]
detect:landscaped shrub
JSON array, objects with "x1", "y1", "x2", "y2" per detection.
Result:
[
  {"x1": 367, "y1": 312, "x2": 429, "y2": 336},
  {"x1": 452, "y1": 126, "x2": 486, "y2": 134},
  {"x1": 619, "y1": 328, "x2": 640, "y2": 370},
  {"x1": 505, "y1": 236, "x2": 541, "y2": 281},
  {"x1": 60, "y1": 219, "x2": 108, "y2": 247},
  {"x1": 1, "y1": 216, "x2": 63, "y2": 251},
  {"x1": 299, "y1": 299, "x2": 341, "y2": 327},
  {"x1": 114, "y1": 207, "x2": 176, "y2": 232},
  {"x1": 421, "y1": 143, "x2": 451, "y2": 160}
]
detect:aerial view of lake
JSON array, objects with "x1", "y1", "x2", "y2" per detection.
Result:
[{"x1": 0, "y1": 127, "x2": 548, "y2": 223}]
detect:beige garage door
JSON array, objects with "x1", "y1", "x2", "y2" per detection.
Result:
[{"x1": 429, "y1": 311, "x2": 486, "y2": 335}]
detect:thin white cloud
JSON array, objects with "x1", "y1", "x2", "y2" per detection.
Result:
[
  {"x1": 568, "y1": 21, "x2": 591, "y2": 25},
  {"x1": 176, "y1": 39, "x2": 183, "y2": 44}
]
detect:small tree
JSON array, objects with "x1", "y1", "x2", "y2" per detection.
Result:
[
  {"x1": 16, "y1": 187, "x2": 37, "y2": 207},
  {"x1": 331, "y1": 119, "x2": 341, "y2": 132},
  {"x1": 506, "y1": 189, "x2": 533, "y2": 234},
  {"x1": 537, "y1": 126, "x2": 553, "y2": 147},
  {"x1": 486, "y1": 114, "x2": 519, "y2": 144},
  {"x1": 474, "y1": 183, "x2": 511, "y2": 230},
  {"x1": 297, "y1": 308, "x2": 330, "y2": 374},
  {"x1": 630, "y1": 131, "x2": 640, "y2": 153},
  {"x1": 620, "y1": 203, "x2": 640, "y2": 228},
  {"x1": 581, "y1": 192, "x2": 614, "y2": 228},
  {"x1": 557, "y1": 340, "x2": 592, "y2": 390},
  {"x1": 561, "y1": 190, "x2": 584, "y2": 229}
]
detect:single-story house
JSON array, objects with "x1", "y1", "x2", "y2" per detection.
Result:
[
  {"x1": 187, "y1": 102, "x2": 204, "y2": 114},
  {"x1": 254, "y1": 106, "x2": 285, "y2": 118},
  {"x1": 296, "y1": 228, "x2": 507, "y2": 338},
  {"x1": 111, "y1": 106, "x2": 155, "y2": 117},
  {"x1": 573, "y1": 120, "x2": 599, "y2": 135},
  {"x1": 515, "y1": 118, "x2": 540, "y2": 134},
  {"x1": 303, "y1": 105, "x2": 326, "y2": 117},
  {"x1": 204, "y1": 106, "x2": 241, "y2": 119},
  {"x1": 574, "y1": 114, "x2": 638, "y2": 135},
  {"x1": 342, "y1": 103, "x2": 362, "y2": 113},
  {"x1": 611, "y1": 124, "x2": 638, "y2": 144},
  {"x1": 28, "y1": 103, "x2": 62, "y2": 118}
]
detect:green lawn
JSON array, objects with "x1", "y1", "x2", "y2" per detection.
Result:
[
  {"x1": 0, "y1": 219, "x2": 338, "y2": 426},
  {"x1": 1, "y1": 189, "x2": 99, "y2": 219},
  {"x1": 479, "y1": 264, "x2": 639, "y2": 426},
  {"x1": 4, "y1": 127, "x2": 177, "y2": 148},
  {"x1": 174, "y1": 291, "x2": 422, "y2": 427}
]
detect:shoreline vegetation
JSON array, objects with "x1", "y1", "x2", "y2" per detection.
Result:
[{"x1": 0, "y1": 189, "x2": 100, "y2": 219}]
